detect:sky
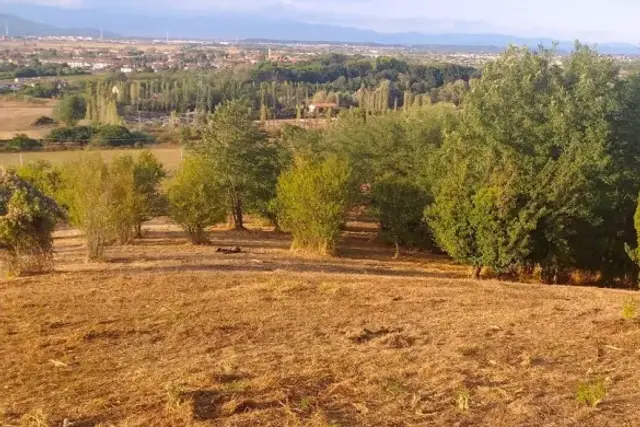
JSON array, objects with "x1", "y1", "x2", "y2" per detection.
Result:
[{"x1": 4, "y1": 0, "x2": 640, "y2": 42}]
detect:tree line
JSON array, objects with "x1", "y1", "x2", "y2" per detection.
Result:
[
  {"x1": 78, "y1": 55, "x2": 476, "y2": 119},
  {"x1": 5, "y1": 44, "x2": 640, "y2": 287}
]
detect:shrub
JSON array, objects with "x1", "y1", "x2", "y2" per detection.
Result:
[
  {"x1": 167, "y1": 156, "x2": 227, "y2": 244},
  {"x1": 32, "y1": 116, "x2": 55, "y2": 127},
  {"x1": 369, "y1": 177, "x2": 430, "y2": 258},
  {"x1": 94, "y1": 125, "x2": 134, "y2": 147},
  {"x1": 0, "y1": 168, "x2": 64, "y2": 275},
  {"x1": 57, "y1": 155, "x2": 113, "y2": 260},
  {"x1": 276, "y1": 156, "x2": 352, "y2": 255},
  {"x1": 622, "y1": 299, "x2": 637, "y2": 320},
  {"x1": 7, "y1": 134, "x2": 42, "y2": 152},
  {"x1": 576, "y1": 377, "x2": 607, "y2": 407},
  {"x1": 46, "y1": 126, "x2": 94, "y2": 144}
]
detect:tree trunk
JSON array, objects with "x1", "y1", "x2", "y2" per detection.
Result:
[
  {"x1": 134, "y1": 222, "x2": 143, "y2": 239},
  {"x1": 189, "y1": 228, "x2": 208, "y2": 245},
  {"x1": 393, "y1": 241, "x2": 400, "y2": 260},
  {"x1": 231, "y1": 196, "x2": 245, "y2": 231},
  {"x1": 471, "y1": 265, "x2": 482, "y2": 280}
]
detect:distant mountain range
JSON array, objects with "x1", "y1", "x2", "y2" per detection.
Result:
[
  {"x1": 0, "y1": 13, "x2": 118, "y2": 38},
  {"x1": 1, "y1": 3, "x2": 639, "y2": 55}
]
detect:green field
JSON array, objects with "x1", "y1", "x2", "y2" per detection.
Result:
[{"x1": 0, "y1": 148, "x2": 183, "y2": 170}]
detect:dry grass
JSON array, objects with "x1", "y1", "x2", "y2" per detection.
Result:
[
  {"x1": 0, "y1": 148, "x2": 183, "y2": 170},
  {"x1": 2, "y1": 219, "x2": 640, "y2": 426},
  {"x1": 0, "y1": 98, "x2": 58, "y2": 140}
]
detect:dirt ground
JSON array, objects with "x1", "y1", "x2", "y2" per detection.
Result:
[
  {"x1": 1, "y1": 219, "x2": 640, "y2": 427},
  {"x1": 0, "y1": 98, "x2": 57, "y2": 140}
]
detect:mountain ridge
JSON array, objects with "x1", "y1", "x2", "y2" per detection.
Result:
[
  {"x1": 0, "y1": 13, "x2": 118, "y2": 38},
  {"x1": 0, "y1": 3, "x2": 638, "y2": 54}
]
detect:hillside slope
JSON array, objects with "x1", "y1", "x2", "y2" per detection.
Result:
[{"x1": 1, "y1": 219, "x2": 639, "y2": 426}]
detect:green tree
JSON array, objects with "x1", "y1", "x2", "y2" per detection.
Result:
[
  {"x1": 132, "y1": 151, "x2": 167, "y2": 238},
  {"x1": 56, "y1": 94, "x2": 87, "y2": 126},
  {"x1": 0, "y1": 169, "x2": 64, "y2": 275},
  {"x1": 58, "y1": 155, "x2": 113, "y2": 261},
  {"x1": 428, "y1": 45, "x2": 627, "y2": 282},
  {"x1": 167, "y1": 156, "x2": 227, "y2": 244},
  {"x1": 195, "y1": 100, "x2": 278, "y2": 230},
  {"x1": 370, "y1": 177, "x2": 430, "y2": 258},
  {"x1": 276, "y1": 156, "x2": 352, "y2": 255},
  {"x1": 107, "y1": 155, "x2": 138, "y2": 245}
]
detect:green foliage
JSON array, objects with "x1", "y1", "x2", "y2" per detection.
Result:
[
  {"x1": 55, "y1": 94, "x2": 87, "y2": 126},
  {"x1": 45, "y1": 125, "x2": 151, "y2": 147},
  {"x1": 428, "y1": 44, "x2": 634, "y2": 282},
  {"x1": 370, "y1": 177, "x2": 430, "y2": 258},
  {"x1": 276, "y1": 156, "x2": 352, "y2": 255},
  {"x1": 58, "y1": 155, "x2": 113, "y2": 260},
  {"x1": 195, "y1": 100, "x2": 280, "y2": 230},
  {"x1": 6, "y1": 134, "x2": 42, "y2": 152},
  {"x1": 57, "y1": 152, "x2": 166, "y2": 256},
  {"x1": 46, "y1": 125, "x2": 94, "y2": 144},
  {"x1": 0, "y1": 169, "x2": 64, "y2": 275},
  {"x1": 576, "y1": 378, "x2": 607, "y2": 407},
  {"x1": 106, "y1": 156, "x2": 138, "y2": 245},
  {"x1": 88, "y1": 56, "x2": 475, "y2": 118},
  {"x1": 17, "y1": 161, "x2": 62, "y2": 198},
  {"x1": 85, "y1": 79, "x2": 122, "y2": 125},
  {"x1": 132, "y1": 151, "x2": 167, "y2": 237},
  {"x1": 166, "y1": 156, "x2": 227, "y2": 244}
]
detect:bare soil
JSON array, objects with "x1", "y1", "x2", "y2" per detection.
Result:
[
  {"x1": 0, "y1": 98, "x2": 57, "y2": 140},
  {"x1": 1, "y1": 219, "x2": 640, "y2": 427}
]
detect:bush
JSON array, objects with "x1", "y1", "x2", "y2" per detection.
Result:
[
  {"x1": 276, "y1": 156, "x2": 352, "y2": 255},
  {"x1": 167, "y1": 156, "x2": 227, "y2": 244},
  {"x1": 105, "y1": 152, "x2": 166, "y2": 243},
  {"x1": 46, "y1": 126, "x2": 94, "y2": 144},
  {"x1": 6, "y1": 134, "x2": 42, "y2": 152},
  {"x1": 58, "y1": 155, "x2": 113, "y2": 260},
  {"x1": 369, "y1": 177, "x2": 430, "y2": 258},
  {"x1": 33, "y1": 116, "x2": 55, "y2": 127},
  {"x1": 0, "y1": 168, "x2": 64, "y2": 275}
]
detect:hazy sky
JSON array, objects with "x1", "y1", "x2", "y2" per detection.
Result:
[{"x1": 5, "y1": 0, "x2": 640, "y2": 42}]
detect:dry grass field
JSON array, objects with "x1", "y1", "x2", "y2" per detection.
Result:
[
  {"x1": 0, "y1": 98, "x2": 58, "y2": 140},
  {"x1": 0, "y1": 148, "x2": 184, "y2": 170},
  {"x1": 2, "y1": 219, "x2": 640, "y2": 427}
]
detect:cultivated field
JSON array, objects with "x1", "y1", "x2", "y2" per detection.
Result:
[
  {"x1": 0, "y1": 148, "x2": 184, "y2": 170},
  {"x1": 0, "y1": 98, "x2": 57, "y2": 140},
  {"x1": 1, "y1": 219, "x2": 640, "y2": 427}
]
